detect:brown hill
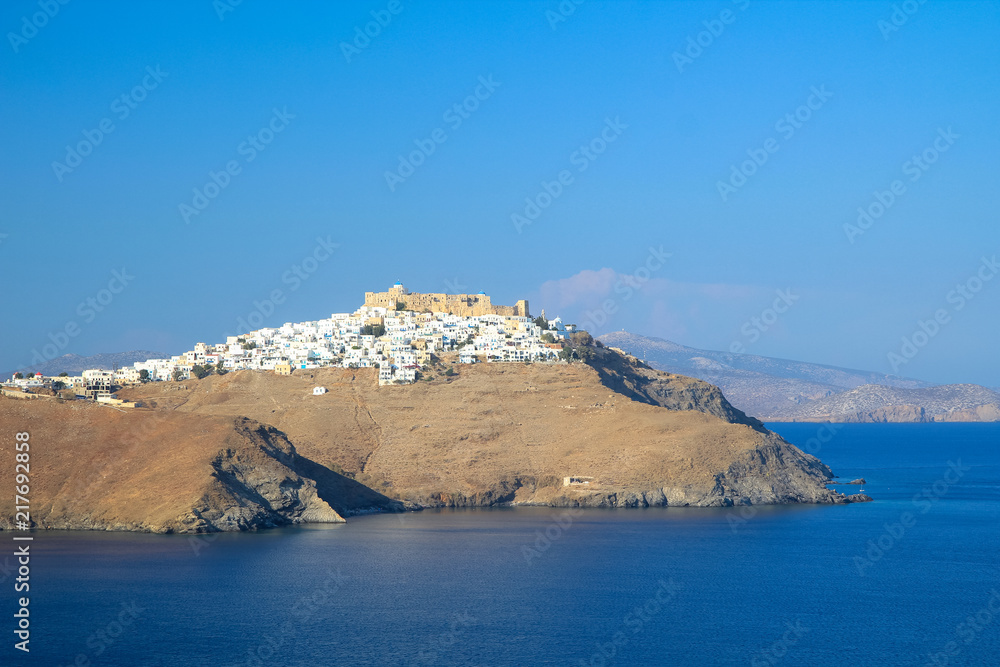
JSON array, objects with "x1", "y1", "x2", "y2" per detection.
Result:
[
  {"x1": 120, "y1": 348, "x2": 846, "y2": 509},
  {"x1": 0, "y1": 397, "x2": 400, "y2": 533},
  {"x1": 1, "y1": 347, "x2": 856, "y2": 533}
]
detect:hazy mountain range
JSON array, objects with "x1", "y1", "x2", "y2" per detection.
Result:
[
  {"x1": 9, "y1": 351, "x2": 166, "y2": 379},
  {"x1": 598, "y1": 332, "x2": 999, "y2": 422},
  {"x1": 767, "y1": 383, "x2": 1000, "y2": 422}
]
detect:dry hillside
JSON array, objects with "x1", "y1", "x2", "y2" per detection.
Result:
[{"x1": 1, "y1": 347, "x2": 857, "y2": 533}]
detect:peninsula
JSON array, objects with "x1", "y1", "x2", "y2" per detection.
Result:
[{"x1": 0, "y1": 285, "x2": 864, "y2": 533}]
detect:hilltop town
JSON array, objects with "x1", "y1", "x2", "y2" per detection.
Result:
[
  {"x1": 1, "y1": 283, "x2": 869, "y2": 536},
  {"x1": 4, "y1": 283, "x2": 579, "y2": 402}
]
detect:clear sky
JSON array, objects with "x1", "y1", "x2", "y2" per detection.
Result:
[{"x1": 2, "y1": 0, "x2": 998, "y2": 386}]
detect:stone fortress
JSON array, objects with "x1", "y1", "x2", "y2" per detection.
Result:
[{"x1": 364, "y1": 282, "x2": 529, "y2": 318}]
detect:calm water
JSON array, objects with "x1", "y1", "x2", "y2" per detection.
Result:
[{"x1": 5, "y1": 423, "x2": 999, "y2": 666}]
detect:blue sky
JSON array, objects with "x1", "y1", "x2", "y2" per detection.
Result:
[{"x1": 2, "y1": 0, "x2": 998, "y2": 385}]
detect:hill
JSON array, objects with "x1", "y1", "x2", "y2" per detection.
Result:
[
  {"x1": 768, "y1": 384, "x2": 1000, "y2": 422},
  {"x1": 598, "y1": 331, "x2": 929, "y2": 419},
  {"x1": 117, "y1": 345, "x2": 852, "y2": 511},
  {"x1": 0, "y1": 397, "x2": 402, "y2": 533},
  {"x1": 1, "y1": 345, "x2": 860, "y2": 532}
]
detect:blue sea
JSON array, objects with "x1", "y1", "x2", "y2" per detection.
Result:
[{"x1": 5, "y1": 423, "x2": 999, "y2": 666}]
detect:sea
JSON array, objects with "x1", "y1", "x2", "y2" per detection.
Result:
[{"x1": 5, "y1": 423, "x2": 999, "y2": 666}]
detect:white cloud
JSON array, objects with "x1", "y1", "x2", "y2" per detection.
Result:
[{"x1": 532, "y1": 268, "x2": 781, "y2": 343}]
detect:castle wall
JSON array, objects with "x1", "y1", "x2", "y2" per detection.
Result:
[{"x1": 363, "y1": 286, "x2": 528, "y2": 318}]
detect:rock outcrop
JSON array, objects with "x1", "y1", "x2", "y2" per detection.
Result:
[{"x1": 0, "y1": 399, "x2": 400, "y2": 533}]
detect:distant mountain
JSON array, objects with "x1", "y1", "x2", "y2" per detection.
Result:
[
  {"x1": 597, "y1": 332, "x2": 930, "y2": 420},
  {"x1": 9, "y1": 351, "x2": 166, "y2": 378},
  {"x1": 769, "y1": 384, "x2": 1000, "y2": 423}
]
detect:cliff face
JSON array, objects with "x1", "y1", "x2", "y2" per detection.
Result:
[
  {"x1": 590, "y1": 345, "x2": 766, "y2": 431},
  {"x1": 187, "y1": 418, "x2": 346, "y2": 532}
]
